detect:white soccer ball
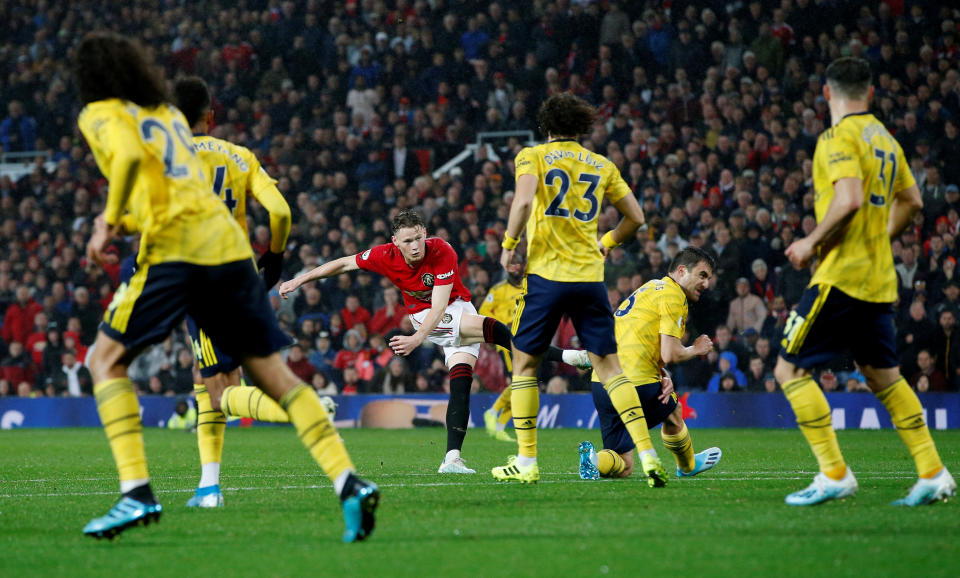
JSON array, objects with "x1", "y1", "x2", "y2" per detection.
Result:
[{"x1": 318, "y1": 395, "x2": 338, "y2": 419}]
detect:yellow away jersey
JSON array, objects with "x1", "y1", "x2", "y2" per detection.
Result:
[
  {"x1": 478, "y1": 280, "x2": 524, "y2": 325},
  {"x1": 810, "y1": 112, "x2": 914, "y2": 303},
  {"x1": 515, "y1": 140, "x2": 632, "y2": 282},
  {"x1": 193, "y1": 135, "x2": 290, "y2": 253},
  {"x1": 592, "y1": 277, "x2": 687, "y2": 385},
  {"x1": 78, "y1": 99, "x2": 251, "y2": 266}
]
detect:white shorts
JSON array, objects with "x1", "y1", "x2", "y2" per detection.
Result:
[{"x1": 409, "y1": 299, "x2": 481, "y2": 366}]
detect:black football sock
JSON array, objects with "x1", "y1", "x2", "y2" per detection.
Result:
[
  {"x1": 446, "y1": 364, "x2": 473, "y2": 452},
  {"x1": 123, "y1": 482, "x2": 157, "y2": 505}
]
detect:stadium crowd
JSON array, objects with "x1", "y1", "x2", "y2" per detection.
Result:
[{"x1": 1, "y1": 0, "x2": 959, "y2": 399}]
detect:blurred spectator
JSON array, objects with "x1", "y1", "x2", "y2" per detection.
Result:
[
  {"x1": 367, "y1": 357, "x2": 416, "y2": 394},
  {"x1": 0, "y1": 100, "x2": 37, "y2": 152},
  {"x1": 341, "y1": 294, "x2": 372, "y2": 330},
  {"x1": 368, "y1": 287, "x2": 406, "y2": 336},
  {"x1": 169, "y1": 348, "x2": 196, "y2": 395},
  {"x1": 51, "y1": 351, "x2": 92, "y2": 397},
  {"x1": 286, "y1": 344, "x2": 317, "y2": 384},
  {"x1": 1, "y1": 341, "x2": 35, "y2": 385},
  {"x1": 340, "y1": 365, "x2": 365, "y2": 395},
  {"x1": 707, "y1": 351, "x2": 746, "y2": 393},
  {"x1": 932, "y1": 310, "x2": 960, "y2": 388},
  {"x1": 911, "y1": 349, "x2": 950, "y2": 392},
  {"x1": 3, "y1": 286, "x2": 43, "y2": 346},
  {"x1": 727, "y1": 277, "x2": 768, "y2": 335}
]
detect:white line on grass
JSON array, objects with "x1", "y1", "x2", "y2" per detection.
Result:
[
  {"x1": 0, "y1": 474, "x2": 917, "y2": 499},
  {"x1": 1, "y1": 470, "x2": 914, "y2": 483}
]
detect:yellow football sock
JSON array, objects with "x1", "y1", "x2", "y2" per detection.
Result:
[
  {"x1": 597, "y1": 449, "x2": 626, "y2": 478},
  {"x1": 280, "y1": 384, "x2": 354, "y2": 482},
  {"x1": 194, "y1": 384, "x2": 226, "y2": 466},
  {"x1": 493, "y1": 388, "x2": 511, "y2": 413},
  {"x1": 222, "y1": 385, "x2": 289, "y2": 422},
  {"x1": 94, "y1": 377, "x2": 148, "y2": 483},
  {"x1": 662, "y1": 423, "x2": 695, "y2": 473},
  {"x1": 498, "y1": 406, "x2": 513, "y2": 426},
  {"x1": 511, "y1": 375, "x2": 539, "y2": 458},
  {"x1": 782, "y1": 376, "x2": 846, "y2": 480},
  {"x1": 876, "y1": 377, "x2": 944, "y2": 478},
  {"x1": 604, "y1": 374, "x2": 653, "y2": 452}
]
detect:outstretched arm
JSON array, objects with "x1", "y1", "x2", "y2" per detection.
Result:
[{"x1": 278, "y1": 254, "x2": 360, "y2": 298}]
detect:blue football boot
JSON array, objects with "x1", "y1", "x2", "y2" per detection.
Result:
[
  {"x1": 186, "y1": 484, "x2": 224, "y2": 508},
  {"x1": 578, "y1": 441, "x2": 600, "y2": 480},
  {"x1": 892, "y1": 468, "x2": 956, "y2": 506},
  {"x1": 677, "y1": 447, "x2": 723, "y2": 477},
  {"x1": 341, "y1": 474, "x2": 380, "y2": 543},
  {"x1": 785, "y1": 468, "x2": 858, "y2": 506},
  {"x1": 83, "y1": 497, "x2": 163, "y2": 540}
]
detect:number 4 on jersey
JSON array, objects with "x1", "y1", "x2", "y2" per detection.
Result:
[{"x1": 212, "y1": 165, "x2": 237, "y2": 214}]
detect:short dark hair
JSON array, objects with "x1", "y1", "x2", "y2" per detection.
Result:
[
  {"x1": 173, "y1": 76, "x2": 211, "y2": 127},
  {"x1": 825, "y1": 57, "x2": 872, "y2": 100},
  {"x1": 669, "y1": 246, "x2": 717, "y2": 274},
  {"x1": 391, "y1": 209, "x2": 425, "y2": 233},
  {"x1": 74, "y1": 32, "x2": 168, "y2": 107},
  {"x1": 537, "y1": 93, "x2": 597, "y2": 139}
]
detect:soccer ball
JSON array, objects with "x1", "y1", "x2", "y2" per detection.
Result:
[{"x1": 319, "y1": 395, "x2": 338, "y2": 419}]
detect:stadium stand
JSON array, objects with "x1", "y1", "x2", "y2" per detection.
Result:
[{"x1": 0, "y1": 0, "x2": 958, "y2": 397}]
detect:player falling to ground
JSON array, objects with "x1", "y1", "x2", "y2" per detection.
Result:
[
  {"x1": 172, "y1": 76, "x2": 296, "y2": 509},
  {"x1": 279, "y1": 210, "x2": 588, "y2": 474},
  {"x1": 492, "y1": 92, "x2": 669, "y2": 486},
  {"x1": 774, "y1": 56, "x2": 954, "y2": 506},
  {"x1": 75, "y1": 33, "x2": 378, "y2": 542},
  {"x1": 579, "y1": 247, "x2": 722, "y2": 480}
]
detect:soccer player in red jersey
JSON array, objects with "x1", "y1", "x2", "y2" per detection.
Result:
[{"x1": 280, "y1": 210, "x2": 588, "y2": 473}]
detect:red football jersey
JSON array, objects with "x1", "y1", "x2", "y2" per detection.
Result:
[{"x1": 355, "y1": 238, "x2": 472, "y2": 314}]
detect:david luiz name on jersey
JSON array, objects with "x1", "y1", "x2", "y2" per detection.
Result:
[{"x1": 543, "y1": 149, "x2": 605, "y2": 169}]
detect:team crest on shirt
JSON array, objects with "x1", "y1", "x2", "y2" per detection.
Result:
[
  {"x1": 442, "y1": 313, "x2": 453, "y2": 323},
  {"x1": 361, "y1": 249, "x2": 371, "y2": 260},
  {"x1": 421, "y1": 273, "x2": 435, "y2": 287}
]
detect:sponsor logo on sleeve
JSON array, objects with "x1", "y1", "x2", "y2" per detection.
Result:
[
  {"x1": 437, "y1": 270, "x2": 454, "y2": 280},
  {"x1": 361, "y1": 249, "x2": 371, "y2": 260}
]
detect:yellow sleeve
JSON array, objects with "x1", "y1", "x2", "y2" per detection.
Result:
[
  {"x1": 821, "y1": 128, "x2": 863, "y2": 183},
  {"x1": 603, "y1": 165, "x2": 631, "y2": 204},
  {"x1": 245, "y1": 150, "x2": 290, "y2": 253},
  {"x1": 514, "y1": 147, "x2": 537, "y2": 179},
  {"x1": 79, "y1": 107, "x2": 144, "y2": 225},
  {"x1": 119, "y1": 214, "x2": 140, "y2": 234},
  {"x1": 892, "y1": 143, "x2": 916, "y2": 194},
  {"x1": 658, "y1": 290, "x2": 686, "y2": 339}
]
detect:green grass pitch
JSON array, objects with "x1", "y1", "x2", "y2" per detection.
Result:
[{"x1": 1, "y1": 427, "x2": 957, "y2": 577}]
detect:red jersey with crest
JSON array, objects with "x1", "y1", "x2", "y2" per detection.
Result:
[{"x1": 355, "y1": 238, "x2": 472, "y2": 314}]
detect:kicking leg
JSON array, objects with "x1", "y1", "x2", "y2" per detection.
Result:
[{"x1": 459, "y1": 314, "x2": 591, "y2": 368}]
